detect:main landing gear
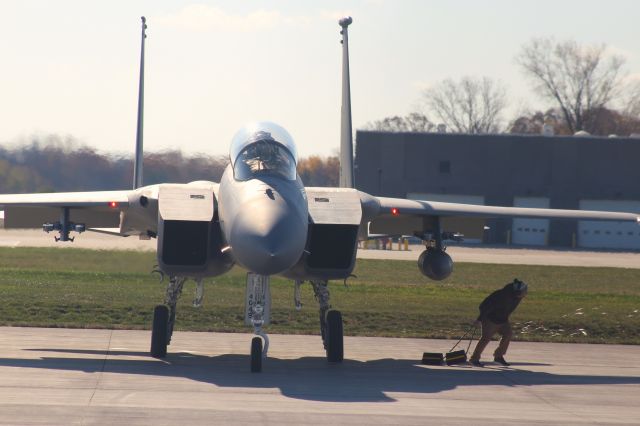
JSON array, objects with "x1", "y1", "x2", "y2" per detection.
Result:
[
  {"x1": 150, "y1": 275, "x2": 204, "y2": 358},
  {"x1": 150, "y1": 304, "x2": 169, "y2": 358},
  {"x1": 148, "y1": 273, "x2": 345, "y2": 371},
  {"x1": 308, "y1": 280, "x2": 343, "y2": 363}
]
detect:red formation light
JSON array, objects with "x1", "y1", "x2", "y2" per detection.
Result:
[
  {"x1": 391, "y1": 207, "x2": 399, "y2": 216},
  {"x1": 108, "y1": 201, "x2": 119, "y2": 208}
]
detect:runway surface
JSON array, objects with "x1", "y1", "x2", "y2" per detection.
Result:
[
  {"x1": 361, "y1": 244, "x2": 640, "y2": 269},
  {"x1": 1, "y1": 229, "x2": 639, "y2": 269},
  {"x1": 0, "y1": 327, "x2": 638, "y2": 425}
]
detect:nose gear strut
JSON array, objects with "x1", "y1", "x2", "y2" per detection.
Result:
[{"x1": 245, "y1": 273, "x2": 271, "y2": 372}]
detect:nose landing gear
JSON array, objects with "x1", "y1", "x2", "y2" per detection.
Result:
[{"x1": 246, "y1": 273, "x2": 271, "y2": 372}]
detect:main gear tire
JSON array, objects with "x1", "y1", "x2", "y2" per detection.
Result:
[
  {"x1": 150, "y1": 304, "x2": 169, "y2": 358},
  {"x1": 325, "y1": 310, "x2": 344, "y2": 362}
]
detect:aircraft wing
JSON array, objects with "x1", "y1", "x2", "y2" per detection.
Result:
[
  {"x1": 0, "y1": 183, "x2": 219, "y2": 240},
  {"x1": 0, "y1": 189, "x2": 143, "y2": 234},
  {"x1": 0, "y1": 191, "x2": 131, "y2": 208},
  {"x1": 367, "y1": 195, "x2": 640, "y2": 238}
]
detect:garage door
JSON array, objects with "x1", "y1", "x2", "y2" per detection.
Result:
[
  {"x1": 578, "y1": 200, "x2": 640, "y2": 250},
  {"x1": 407, "y1": 193, "x2": 485, "y2": 243},
  {"x1": 511, "y1": 197, "x2": 550, "y2": 246}
]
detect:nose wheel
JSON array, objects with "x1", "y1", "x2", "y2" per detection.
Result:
[{"x1": 250, "y1": 336, "x2": 263, "y2": 372}]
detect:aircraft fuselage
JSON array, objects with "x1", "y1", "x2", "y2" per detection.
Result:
[{"x1": 218, "y1": 165, "x2": 308, "y2": 275}]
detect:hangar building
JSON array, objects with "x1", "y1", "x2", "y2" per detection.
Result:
[{"x1": 354, "y1": 131, "x2": 640, "y2": 250}]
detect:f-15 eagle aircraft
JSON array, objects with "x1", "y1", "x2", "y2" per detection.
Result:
[{"x1": 1, "y1": 17, "x2": 638, "y2": 372}]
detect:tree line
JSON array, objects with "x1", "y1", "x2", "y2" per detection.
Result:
[
  {"x1": 365, "y1": 38, "x2": 640, "y2": 136},
  {"x1": 5, "y1": 38, "x2": 635, "y2": 194},
  {"x1": 0, "y1": 134, "x2": 339, "y2": 193}
]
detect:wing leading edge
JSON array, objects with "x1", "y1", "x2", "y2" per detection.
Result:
[
  {"x1": 0, "y1": 182, "x2": 218, "y2": 240},
  {"x1": 0, "y1": 188, "x2": 156, "y2": 238},
  {"x1": 0, "y1": 190, "x2": 131, "y2": 208},
  {"x1": 0, "y1": 190, "x2": 133, "y2": 230},
  {"x1": 365, "y1": 195, "x2": 640, "y2": 238}
]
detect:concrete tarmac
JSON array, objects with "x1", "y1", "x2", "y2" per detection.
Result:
[
  {"x1": 1, "y1": 231, "x2": 639, "y2": 424},
  {"x1": 0, "y1": 327, "x2": 638, "y2": 425}
]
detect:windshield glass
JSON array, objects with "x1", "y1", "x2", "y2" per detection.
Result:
[
  {"x1": 234, "y1": 139, "x2": 296, "y2": 181},
  {"x1": 230, "y1": 122, "x2": 298, "y2": 181}
]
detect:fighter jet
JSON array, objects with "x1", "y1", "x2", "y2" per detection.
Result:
[{"x1": 0, "y1": 17, "x2": 638, "y2": 372}]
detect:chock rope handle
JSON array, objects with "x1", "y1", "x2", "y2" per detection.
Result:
[{"x1": 449, "y1": 325, "x2": 478, "y2": 353}]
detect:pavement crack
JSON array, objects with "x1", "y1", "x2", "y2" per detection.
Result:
[
  {"x1": 81, "y1": 329, "x2": 113, "y2": 425},
  {"x1": 499, "y1": 369, "x2": 598, "y2": 425}
]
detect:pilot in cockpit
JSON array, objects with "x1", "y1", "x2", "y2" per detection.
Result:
[
  {"x1": 245, "y1": 137, "x2": 278, "y2": 172},
  {"x1": 239, "y1": 132, "x2": 293, "y2": 178}
]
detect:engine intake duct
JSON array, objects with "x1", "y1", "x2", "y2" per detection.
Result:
[
  {"x1": 284, "y1": 223, "x2": 359, "y2": 281},
  {"x1": 306, "y1": 224, "x2": 359, "y2": 270},
  {"x1": 155, "y1": 184, "x2": 233, "y2": 277},
  {"x1": 160, "y1": 220, "x2": 209, "y2": 266}
]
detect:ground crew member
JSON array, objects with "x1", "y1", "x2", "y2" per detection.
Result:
[{"x1": 469, "y1": 279, "x2": 528, "y2": 367}]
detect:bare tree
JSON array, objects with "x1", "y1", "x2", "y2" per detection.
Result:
[
  {"x1": 516, "y1": 38, "x2": 627, "y2": 134},
  {"x1": 421, "y1": 76, "x2": 507, "y2": 134},
  {"x1": 363, "y1": 112, "x2": 434, "y2": 132},
  {"x1": 622, "y1": 80, "x2": 640, "y2": 118}
]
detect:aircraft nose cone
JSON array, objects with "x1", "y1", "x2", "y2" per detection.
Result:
[{"x1": 231, "y1": 204, "x2": 306, "y2": 275}]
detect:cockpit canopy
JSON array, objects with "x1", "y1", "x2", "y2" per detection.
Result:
[{"x1": 230, "y1": 122, "x2": 298, "y2": 181}]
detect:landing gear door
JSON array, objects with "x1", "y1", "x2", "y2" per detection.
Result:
[{"x1": 245, "y1": 273, "x2": 271, "y2": 326}]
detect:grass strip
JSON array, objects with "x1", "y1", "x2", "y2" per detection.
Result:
[{"x1": 0, "y1": 247, "x2": 638, "y2": 344}]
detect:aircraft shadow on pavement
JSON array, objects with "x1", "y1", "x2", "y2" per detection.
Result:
[{"x1": 4, "y1": 349, "x2": 640, "y2": 403}]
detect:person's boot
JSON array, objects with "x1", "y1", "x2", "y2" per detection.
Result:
[
  {"x1": 469, "y1": 358, "x2": 484, "y2": 367},
  {"x1": 494, "y1": 356, "x2": 510, "y2": 366}
]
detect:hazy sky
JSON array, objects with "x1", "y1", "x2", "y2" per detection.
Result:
[{"x1": 1, "y1": 1, "x2": 639, "y2": 158}]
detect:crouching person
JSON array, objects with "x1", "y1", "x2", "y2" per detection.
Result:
[{"x1": 469, "y1": 279, "x2": 528, "y2": 367}]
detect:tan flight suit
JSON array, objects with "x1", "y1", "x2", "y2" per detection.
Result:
[{"x1": 470, "y1": 320, "x2": 513, "y2": 361}]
